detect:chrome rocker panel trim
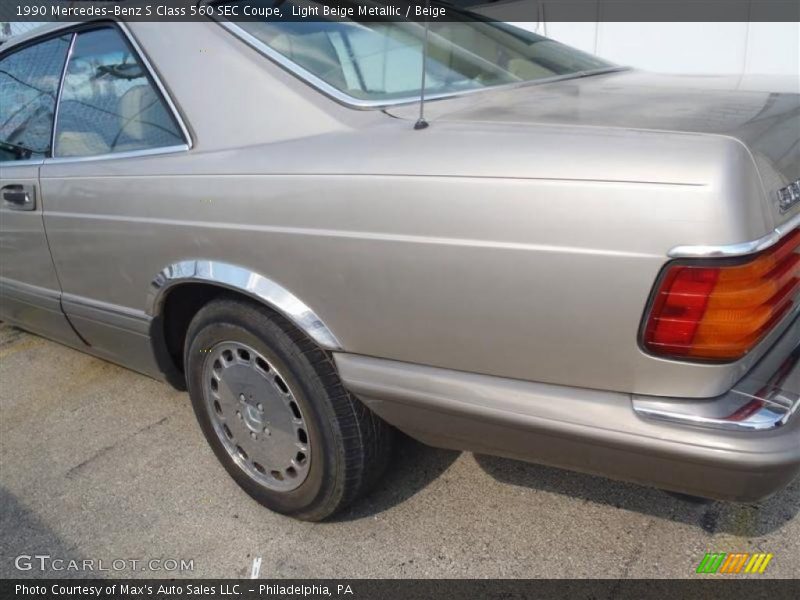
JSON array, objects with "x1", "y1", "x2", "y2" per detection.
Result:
[
  {"x1": 146, "y1": 260, "x2": 342, "y2": 351},
  {"x1": 668, "y1": 212, "x2": 800, "y2": 258}
]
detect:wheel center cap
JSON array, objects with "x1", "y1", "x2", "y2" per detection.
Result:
[{"x1": 237, "y1": 390, "x2": 267, "y2": 432}]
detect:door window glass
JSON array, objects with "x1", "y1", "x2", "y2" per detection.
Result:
[
  {"x1": 54, "y1": 27, "x2": 184, "y2": 158},
  {"x1": 0, "y1": 35, "x2": 71, "y2": 161}
]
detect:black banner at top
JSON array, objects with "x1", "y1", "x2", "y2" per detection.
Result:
[{"x1": 1, "y1": 0, "x2": 799, "y2": 24}]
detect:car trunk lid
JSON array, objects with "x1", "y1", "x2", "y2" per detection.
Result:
[{"x1": 385, "y1": 69, "x2": 800, "y2": 228}]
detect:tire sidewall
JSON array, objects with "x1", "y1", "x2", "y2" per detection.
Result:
[{"x1": 185, "y1": 305, "x2": 344, "y2": 518}]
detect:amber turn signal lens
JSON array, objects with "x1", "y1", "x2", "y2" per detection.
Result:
[{"x1": 643, "y1": 229, "x2": 800, "y2": 361}]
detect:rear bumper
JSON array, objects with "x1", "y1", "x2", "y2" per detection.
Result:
[
  {"x1": 334, "y1": 317, "x2": 800, "y2": 502},
  {"x1": 633, "y1": 322, "x2": 799, "y2": 432}
]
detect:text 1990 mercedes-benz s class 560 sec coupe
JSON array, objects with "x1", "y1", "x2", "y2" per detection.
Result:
[{"x1": 1, "y1": 3, "x2": 798, "y2": 520}]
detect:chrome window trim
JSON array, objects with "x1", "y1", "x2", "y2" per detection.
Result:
[
  {"x1": 50, "y1": 32, "x2": 77, "y2": 160},
  {"x1": 668, "y1": 212, "x2": 800, "y2": 258},
  {"x1": 46, "y1": 21, "x2": 193, "y2": 162},
  {"x1": 116, "y1": 22, "x2": 194, "y2": 150},
  {"x1": 216, "y1": 21, "x2": 395, "y2": 110},
  {"x1": 0, "y1": 22, "x2": 74, "y2": 52},
  {"x1": 45, "y1": 144, "x2": 190, "y2": 165},
  {"x1": 218, "y1": 21, "x2": 629, "y2": 110},
  {"x1": 0, "y1": 30, "x2": 73, "y2": 164},
  {"x1": 0, "y1": 158, "x2": 45, "y2": 167}
]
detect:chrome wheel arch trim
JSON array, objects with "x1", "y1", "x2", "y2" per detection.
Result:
[
  {"x1": 146, "y1": 260, "x2": 342, "y2": 351},
  {"x1": 668, "y1": 212, "x2": 800, "y2": 259}
]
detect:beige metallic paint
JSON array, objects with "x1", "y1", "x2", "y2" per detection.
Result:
[{"x1": 2, "y1": 19, "x2": 799, "y2": 503}]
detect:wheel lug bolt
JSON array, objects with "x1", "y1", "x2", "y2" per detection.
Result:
[
  {"x1": 250, "y1": 432, "x2": 257, "y2": 440},
  {"x1": 236, "y1": 411, "x2": 242, "y2": 419},
  {"x1": 238, "y1": 394, "x2": 245, "y2": 402},
  {"x1": 264, "y1": 428, "x2": 270, "y2": 436},
  {"x1": 257, "y1": 403, "x2": 264, "y2": 411}
]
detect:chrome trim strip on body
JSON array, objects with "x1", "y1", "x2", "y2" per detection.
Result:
[
  {"x1": 668, "y1": 212, "x2": 800, "y2": 258},
  {"x1": 146, "y1": 260, "x2": 342, "y2": 351},
  {"x1": 218, "y1": 21, "x2": 629, "y2": 110}
]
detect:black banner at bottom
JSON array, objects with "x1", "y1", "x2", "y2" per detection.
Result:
[{"x1": 3, "y1": 579, "x2": 800, "y2": 600}]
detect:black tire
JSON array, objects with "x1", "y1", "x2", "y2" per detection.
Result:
[{"x1": 184, "y1": 296, "x2": 393, "y2": 521}]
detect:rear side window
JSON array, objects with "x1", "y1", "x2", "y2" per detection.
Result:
[
  {"x1": 0, "y1": 35, "x2": 71, "y2": 161},
  {"x1": 54, "y1": 27, "x2": 184, "y2": 158}
]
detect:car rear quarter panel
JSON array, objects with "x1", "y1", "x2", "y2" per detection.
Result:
[
  {"x1": 37, "y1": 20, "x2": 784, "y2": 400},
  {"x1": 40, "y1": 115, "x2": 772, "y2": 399}
]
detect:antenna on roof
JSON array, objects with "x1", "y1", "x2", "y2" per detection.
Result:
[{"x1": 414, "y1": 0, "x2": 431, "y2": 130}]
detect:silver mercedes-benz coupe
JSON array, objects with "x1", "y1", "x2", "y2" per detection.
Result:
[{"x1": 1, "y1": 3, "x2": 798, "y2": 520}]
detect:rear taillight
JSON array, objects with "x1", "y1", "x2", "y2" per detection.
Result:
[{"x1": 643, "y1": 229, "x2": 800, "y2": 361}]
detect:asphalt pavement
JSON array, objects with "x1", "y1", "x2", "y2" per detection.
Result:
[{"x1": 1, "y1": 323, "x2": 798, "y2": 579}]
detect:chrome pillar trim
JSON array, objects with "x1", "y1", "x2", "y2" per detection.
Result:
[
  {"x1": 633, "y1": 319, "x2": 800, "y2": 432},
  {"x1": 50, "y1": 32, "x2": 76, "y2": 159},
  {"x1": 146, "y1": 260, "x2": 342, "y2": 351},
  {"x1": 668, "y1": 212, "x2": 800, "y2": 258}
]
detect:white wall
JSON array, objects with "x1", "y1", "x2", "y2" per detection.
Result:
[{"x1": 516, "y1": 21, "x2": 800, "y2": 77}]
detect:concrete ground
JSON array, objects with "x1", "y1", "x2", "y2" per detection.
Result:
[{"x1": 1, "y1": 322, "x2": 798, "y2": 579}]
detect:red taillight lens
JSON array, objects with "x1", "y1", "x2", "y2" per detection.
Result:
[{"x1": 643, "y1": 229, "x2": 800, "y2": 361}]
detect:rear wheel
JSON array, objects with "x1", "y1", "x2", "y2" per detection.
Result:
[{"x1": 184, "y1": 296, "x2": 392, "y2": 521}]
